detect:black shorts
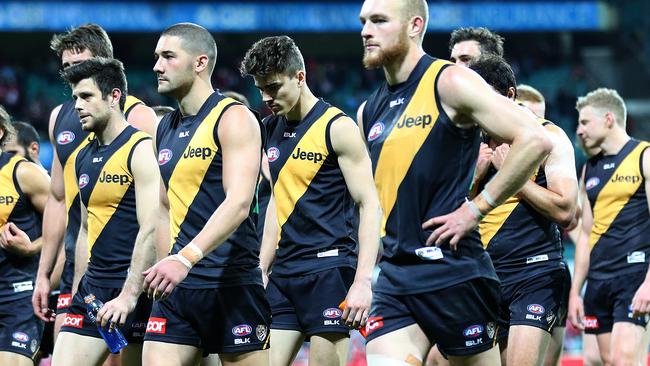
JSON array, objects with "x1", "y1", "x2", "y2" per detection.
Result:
[
  {"x1": 144, "y1": 284, "x2": 271, "y2": 354},
  {"x1": 57, "y1": 258, "x2": 74, "y2": 313},
  {"x1": 59, "y1": 276, "x2": 151, "y2": 343},
  {"x1": 497, "y1": 268, "x2": 566, "y2": 340},
  {"x1": 584, "y1": 271, "x2": 649, "y2": 334},
  {"x1": 39, "y1": 294, "x2": 59, "y2": 355},
  {"x1": 365, "y1": 277, "x2": 500, "y2": 357},
  {"x1": 0, "y1": 296, "x2": 44, "y2": 359},
  {"x1": 557, "y1": 266, "x2": 571, "y2": 327},
  {"x1": 267, "y1": 267, "x2": 354, "y2": 337}
]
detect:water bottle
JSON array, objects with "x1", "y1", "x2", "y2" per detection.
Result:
[{"x1": 84, "y1": 294, "x2": 128, "y2": 353}]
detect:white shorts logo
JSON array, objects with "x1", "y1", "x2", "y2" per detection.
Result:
[{"x1": 12, "y1": 281, "x2": 33, "y2": 293}]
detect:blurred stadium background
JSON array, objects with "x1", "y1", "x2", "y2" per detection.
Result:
[{"x1": 1, "y1": 0, "x2": 648, "y2": 365}]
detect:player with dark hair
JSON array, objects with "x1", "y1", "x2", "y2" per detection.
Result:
[
  {"x1": 241, "y1": 35, "x2": 381, "y2": 366},
  {"x1": 142, "y1": 22, "x2": 270, "y2": 366},
  {"x1": 2, "y1": 122, "x2": 41, "y2": 165},
  {"x1": 449, "y1": 27, "x2": 504, "y2": 66}
]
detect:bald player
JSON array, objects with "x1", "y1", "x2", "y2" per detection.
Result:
[{"x1": 517, "y1": 85, "x2": 546, "y2": 119}]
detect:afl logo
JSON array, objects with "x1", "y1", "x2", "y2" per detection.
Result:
[
  {"x1": 158, "y1": 149, "x2": 173, "y2": 166},
  {"x1": 527, "y1": 304, "x2": 545, "y2": 315},
  {"x1": 463, "y1": 324, "x2": 484, "y2": 338},
  {"x1": 78, "y1": 174, "x2": 90, "y2": 189},
  {"x1": 267, "y1": 147, "x2": 280, "y2": 162},
  {"x1": 57, "y1": 131, "x2": 75, "y2": 145},
  {"x1": 12, "y1": 332, "x2": 29, "y2": 342},
  {"x1": 323, "y1": 308, "x2": 343, "y2": 319},
  {"x1": 231, "y1": 324, "x2": 252, "y2": 337},
  {"x1": 367, "y1": 122, "x2": 385, "y2": 142},
  {"x1": 586, "y1": 177, "x2": 600, "y2": 190}
]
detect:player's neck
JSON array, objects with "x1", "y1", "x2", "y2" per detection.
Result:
[
  {"x1": 600, "y1": 127, "x2": 630, "y2": 156},
  {"x1": 177, "y1": 78, "x2": 214, "y2": 117},
  {"x1": 383, "y1": 46, "x2": 425, "y2": 86},
  {"x1": 96, "y1": 117, "x2": 128, "y2": 146},
  {"x1": 286, "y1": 86, "x2": 318, "y2": 122}
]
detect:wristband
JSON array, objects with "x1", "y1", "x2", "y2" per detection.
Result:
[
  {"x1": 481, "y1": 189, "x2": 497, "y2": 208},
  {"x1": 465, "y1": 199, "x2": 485, "y2": 220},
  {"x1": 171, "y1": 254, "x2": 192, "y2": 270},
  {"x1": 179, "y1": 242, "x2": 203, "y2": 266}
]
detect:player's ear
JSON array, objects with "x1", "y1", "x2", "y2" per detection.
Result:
[
  {"x1": 408, "y1": 15, "x2": 425, "y2": 39},
  {"x1": 604, "y1": 111, "x2": 616, "y2": 128},
  {"x1": 296, "y1": 70, "x2": 306, "y2": 87},
  {"x1": 110, "y1": 88, "x2": 121, "y2": 108},
  {"x1": 507, "y1": 87, "x2": 516, "y2": 100},
  {"x1": 195, "y1": 54, "x2": 209, "y2": 73}
]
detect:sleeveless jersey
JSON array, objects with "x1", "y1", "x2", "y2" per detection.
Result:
[
  {"x1": 362, "y1": 54, "x2": 498, "y2": 295},
  {"x1": 0, "y1": 153, "x2": 41, "y2": 302},
  {"x1": 54, "y1": 95, "x2": 144, "y2": 270},
  {"x1": 156, "y1": 91, "x2": 261, "y2": 289},
  {"x1": 264, "y1": 99, "x2": 357, "y2": 276},
  {"x1": 584, "y1": 139, "x2": 650, "y2": 280},
  {"x1": 75, "y1": 126, "x2": 150, "y2": 287},
  {"x1": 478, "y1": 119, "x2": 563, "y2": 284}
]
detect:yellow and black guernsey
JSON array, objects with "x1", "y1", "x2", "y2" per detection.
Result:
[
  {"x1": 585, "y1": 139, "x2": 650, "y2": 280},
  {"x1": 54, "y1": 95, "x2": 145, "y2": 281},
  {"x1": 0, "y1": 152, "x2": 41, "y2": 302},
  {"x1": 75, "y1": 126, "x2": 149, "y2": 287},
  {"x1": 156, "y1": 91, "x2": 261, "y2": 289},
  {"x1": 264, "y1": 99, "x2": 356, "y2": 276},
  {"x1": 478, "y1": 119, "x2": 564, "y2": 285},
  {"x1": 361, "y1": 55, "x2": 498, "y2": 295}
]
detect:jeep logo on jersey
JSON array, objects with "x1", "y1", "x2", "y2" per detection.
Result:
[
  {"x1": 367, "y1": 122, "x2": 385, "y2": 141},
  {"x1": 12, "y1": 332, "x2": 29, "y2": 342},
  {"x1": 396, "y1": 114, "x2": 432, "y2": 129},
  {"x1": 158, "y1": 149, "x2": 173, "y2": 165},
  {"x1": 183, "y1": 146, "x2": 212, "y2": 160},
  {"x1": 0, "y1": 196, "x2": 15, "y2": 205},
  {"x1": 292, "y1": 148, "x2": 325, "y2": 164},
  {"x1": 63, "y1": 314, "x2": 84, "y2": 328},
  {"x1": 99, "y1": 171, "x2": 130, "y2": 185},
  {"x1": 611, "y1": 174, "x2": 641, "y2": 184},
  {"x1": 78, "y1": 174, "x2": 90, "y2": 189},
  {"x1": 232, "y1": 324, "x2": 252, "y2": 337},
  {"x1": 56, "y1": 131, "x2": 75, "y2": 145},
  {"x1": 267, "y1": 147, "x2": 280, "y2": 162},
  {"x1": 146, "y1": 317, "x2": 167, "y2": 334},
  {"x1": 323, "y1": 308, "x2": 343, "y2": 319},
  {"x1": 527, "y1": 304, "x2": 545, "y2": 315},
  {"x1": 463, "y1": 324, "x2": 484, "y2": 338},
  {"x1": 585, "y1": 177, "x2": 600, "y2": 190}
]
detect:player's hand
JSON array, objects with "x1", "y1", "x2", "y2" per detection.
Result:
[
  {"x1": 422, "y1": 202, "x2": 479, "y2": 250},
  {"x1": 0, "y1": 222, "x2": 36, "y2": 256},
  {"x1": 96, "y1": 293, "x2": 137, "y2": 330},
  {"x1": 142, "y1": 255, "x2": 190, "y2": 301},
  {"x1": 491, "y1": 144, "x2": 510, "y2": 171},
  {"x1": 32, "y1": 274, "x2": 56, "y2": 322},
  {"x1": 568, "y1": 292, "x2": 585, "y2": 330},
  {"x1": 632, "y1": 280, "x2": 650, "y2": 317},
  {"x1": 474, "y1": 143, "x2": 494, "y2": 181},
  {"x1": 261, "y1": 269, "x2": 269, "y2": 289},
  {"x1": 340, "y1": 278, "x2": 372, "y2": 329}
]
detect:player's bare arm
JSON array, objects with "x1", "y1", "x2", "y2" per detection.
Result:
[
  {"x1": 259, "y1": 164, "x2": 278, "y2": 288},
  {"x1": 73, "y1": 200, "x2": 89, "y2": 296},
  {"x1": 155, "y1": 178, "x2": 171, "y2": 261},
  {"x1": 423, "y1": 65, "x2": 552, "y2": 248},
  {"x1": 331, "y1": 116, "x2": 381, "y2": 329},
  {"x1": 127, "y1": 103, "x2": 158, "y2": 137},
  {"x1": 97, "y1": 139, "x2": 159, "y2": 329},
  {"x1": 631, "y1": 147, "x2": 650, "y2": 316},
  {"x1": 568, "y1": 174, "x2": 592, "y2": 330}
]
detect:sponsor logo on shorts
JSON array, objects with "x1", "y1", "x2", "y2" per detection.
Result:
[
  {"x1": 486, "y1": 322, "x2": 496, "y2": 339},
  {"x1": 11, "y1": 341, "x2": 27, "y2": 349},
  {"x1": 78, "y1": 174, "x2": 90, "y2": 189},
  {"x1": 367, "y1": 122, "x2": 385, "y2": 141},
  {"x1": 131, "y1": 321, "x2": 147, "y2": 338},
  {"x1": 267, "y1": 147, "x2": 280, "y2": 162},
  {"x1": 63, "y1": 314, "x2": 84, "y2": 328},
  {"x1": 323, "y1": 308, "x2": 343, "y2": 319},
  {"x1": 232, "y1": 324, "x2": 252, "y2": 337},
  {"x1": 12, "y1": 281, "x2": 33, "y2": 293},
  {"x1": 158, "y1": 149, "x2": 173, "y2": 165},
  {"x1": 30, "y1": 339, "x2": 38, "y2": 353},
  {"x1": 546, "y1": 310, "x2": 555, "y2": 324},
  {"x1": 57, "y1": 294, "x2": 72, "y2": 309},
  {"x1": 526, "y1": 254, "x2": 549, "y2": 264},
  {"x1": 365, "y1": 316, "x2": 384, "y2": 336},
  {"x1": 146, "y1": 317, "x2": 167, "y2": 334},
  {"x1": 463, "y1": 324, "x2": 483, "y2": 338},
  {"x1": 57, "y1": 131, "x2": 75, "y2": 145},
  {"x1": 583, "y1": 316, "x2": 599, "y2": 330},
  {"x1": 527, "y1": 304, "x2": 545, "y2": 315},
  {"x1": 256, "y1": 325, "x2": 268, "y2": 341},
  {"x1": 585, "y1": 177, "x2": 600, "y2": 190},
  {"x1": 12, "y1": 332, "x2": 29, "y2": 342}
]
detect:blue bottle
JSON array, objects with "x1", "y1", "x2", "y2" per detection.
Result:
[{"x1": 84, "y1": 294, "x2": 128, "y2": 353}]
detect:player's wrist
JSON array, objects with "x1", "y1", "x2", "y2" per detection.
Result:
[
  {"x1": 178, "y1": 242, "x2": 204, "y2": 267},
  {"x1": 465, "y1": 199, "x2": 485, "y2": 220}
]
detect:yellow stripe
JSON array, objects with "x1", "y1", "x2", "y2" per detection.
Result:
[
  {"x1": 478, "y1": 196, "x2": 520, "y2": 248},
  {"x1": 86, "y1": 132, "x2": 149, "y2": 257},
  {"x1": 166, "y1": 98, "x2": 234, "y2": 250},
  {"x1": 0, "y1": 155, "x2": 25, "y2": 228},
  {"x1": 273, "y1": 107, "x2": 342, "y2": 244},
  {"x1": 373, "y1": 60, "x2": 449, "y2": 237},
  {"x1": 64, "y1": 134, "x2": 93, "y2": 213},
  {"x1": 589, "y1": 142, "x2": 650, "y2": 249},
  {"x1": 123, "y1": 95, "x2": 143, "y2": 115}
]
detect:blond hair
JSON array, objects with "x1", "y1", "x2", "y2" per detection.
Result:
[
  {"x1": 0, "y1": 105, "x2": 16, "y2": 146},
  {"x1": 400, "y1": 0, "x2": 429, "y2": 43},
  {"x1": 576, "y1": 88, "x2": 627, "y2": 127},
  {"x1": 517, "y1": 84, "x2": 545, "y2": 104}
]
